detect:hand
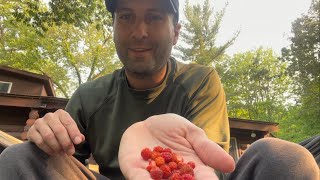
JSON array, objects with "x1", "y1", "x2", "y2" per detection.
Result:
[
  {"x1": 119, "y1": 113, "x2": 235, "y2": 180},
  {"x1": 27, "y1": 109, "x2": 85, "y2": 156}
]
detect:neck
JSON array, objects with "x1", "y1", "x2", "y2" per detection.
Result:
[{"x1": 125, "y1": 64, "x2": 168, "y2": 90}]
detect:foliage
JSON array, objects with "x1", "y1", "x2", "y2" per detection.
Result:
[
  {"x1": 177, "y1": 0, "x2": 239, "y2": 66},
  {"x1": 220, "y1": 48, "x2": 291, "y2": 123},
  {"x1": 0, "y1": 0, "x2": 120, "y2": 97},
  {"x1": 279, "y1": 0, "x2": 320, "y2": 142},
  {"x1": 281, "y1": 0, "x2": 319, "y2": 98}
]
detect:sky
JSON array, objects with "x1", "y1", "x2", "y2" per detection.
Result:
[{"x1": 177, "y1": 0, "x2": 312, "y2": 56}]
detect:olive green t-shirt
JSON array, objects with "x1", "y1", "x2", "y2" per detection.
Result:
[{"x1": 65, "y1": 57, "x2": 230, "y2": 179}]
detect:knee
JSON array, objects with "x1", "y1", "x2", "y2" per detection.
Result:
[
  {"x1": 0, "y1": 142, "x2": 48, "y2": 161},
  {"x1": 250, "y1": 138, "x2": 315, "y2": 161},
  {"x1": 248, "y1": 138, "x2": 319, "y2": 177},
  {"x1": 250, "y1": 138, "x2": 313, "y2": 157}
]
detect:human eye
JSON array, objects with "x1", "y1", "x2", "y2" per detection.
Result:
[
  {"x1": 117, "y1": 12, "x2": 134, "y2": 23},
  {"x1": 146, "y1": 13, "x2": 163, "y2": 24}
]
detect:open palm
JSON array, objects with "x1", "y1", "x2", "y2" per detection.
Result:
[{"x1": 118, "y1": 114, "x2": 235, "y2": 180}]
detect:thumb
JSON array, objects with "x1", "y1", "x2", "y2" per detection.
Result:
[{"x1": 187, "y1": 126, "x2": 235, "y2": 173}]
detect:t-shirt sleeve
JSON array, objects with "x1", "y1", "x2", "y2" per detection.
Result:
[
  {"x1": 65, "y1": 88, "x2": 91, "y2": 164},
  {"x1": 185, "y1": 70, "x2": 230, "y2": 152}
]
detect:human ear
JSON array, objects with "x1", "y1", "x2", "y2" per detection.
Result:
[{"x1": 173, "y1": 23, "x2": 181, "y2": 45}]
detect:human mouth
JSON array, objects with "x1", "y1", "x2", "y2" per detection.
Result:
[
  {"x1": 129, "y1": 48, "x2": 152, "y2": 52},
  {"x1": 128, "y1": 47, "x2": 152, "y2": 57}
]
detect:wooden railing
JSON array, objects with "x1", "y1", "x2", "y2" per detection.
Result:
[{"x1": 0, "y1": 130, "x2": 22, "y2": 148}]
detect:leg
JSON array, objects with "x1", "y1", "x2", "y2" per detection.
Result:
[
  {"x1": 299, "y1": 135, "x2": 320, "y2": 167},
  {"x1": 0, "y1": 142, "x2": 109, "y2": 180},
  {"x1": 227, "y1": 138, "x2": 319, "y2": 180}
]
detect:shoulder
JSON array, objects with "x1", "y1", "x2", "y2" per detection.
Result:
[
  {"x1": 68, "y1": 69, "x2": 123, "y2": 116},
  {"x1": 172, "y1": 59, "x2": 220, "y2": 91},
  {"x1": 78, "y1": 69, "x2": 123, "y2": 97}
]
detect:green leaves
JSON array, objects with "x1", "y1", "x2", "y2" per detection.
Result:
[
  {"x1": 220, "y1": 48, "x2": 291, "y2": 122},
  {"x1": 279, "y1": 0, "x2": 320, "y2": 142},
  {"x1": 1, "y1": 0, "x2": 119, "y2": 98}
]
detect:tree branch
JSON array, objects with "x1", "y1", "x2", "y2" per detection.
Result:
[{"x1": 40, "y1": 70, "x2": 69, "y2": 98}]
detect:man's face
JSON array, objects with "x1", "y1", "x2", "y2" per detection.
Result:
[{"x1": 113, "y1": 0, "x2": 180, "y2": 75}]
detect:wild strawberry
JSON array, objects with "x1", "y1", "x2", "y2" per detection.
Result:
[
  {"x1": 155, "y1": 156, "x2": 165, "y2": 167},
  {"x1": 169, "y1": 172, "x2": 182, "y2": 180},
  {"x1": 153, "y1": 146, "x2": 164, "y2": 153},
  {"x1": 141, "y1": 148, "x2": 152, "y2": 160},
  {"x1": 181, "y1": 174, "x2": 195, "y2": 180},
  {"x1": 163, "y1": 148, "x2": 172, "y2": 153},
  {"x1": 187, "y1": 161, "x2": 196, "y2": 169},
  {"x1": 161, "y1": 152, "x2": 173, "y2": 163},
  {"x1": 146, "y1": 165, "x2": 152, "y2": 172},
  {"x1": 149, "y1": 159, "x2": 157, "y2": 166},
  {"x1": 168, "y1": 161, "x2": 178, "y2": 171},
  {"x1": 146, "y1": 160, "x2": 157, "y2": 172},
  {"x1": 172, "y1": 170, "x2": 181, "y2": 175},
  {"x1": 179, "y1": 164, "x2": 194, "y2": 176},
  {"x1": 151, "y1": 151, "x2": 161, "y2": 160},
  {"x1": 172, "y1": 153, "x2": 184, "y2": 163},
  {"x1": 150, "y1": 167, "x2": 163, "y2": 180},
  {"x1": 160, "y1": 165, "x2": 172, "y2": 179},
  {"x1": 177, "y1": 162, "x2": 185, "y2": 169}
]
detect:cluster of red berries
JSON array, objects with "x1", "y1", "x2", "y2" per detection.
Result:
[{"x1": 141, "y1": 146, "x2": 196, "y2": 180}]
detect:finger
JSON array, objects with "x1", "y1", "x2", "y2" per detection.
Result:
[
  {"x1": 46, "y1": 116, "x2": 75, "y2": 156},
  {"x1": 34, "y1": 116, "x2": 63, "y2": 154},
  {"x1": 26, "y1": 118, "x2": 36, "y2": 126},
  {"x1": 56, "y1": 109, "x2": 84, "y2": 145},
  {"x1": 27, "y1": 125, "x2": 55, "y2": 155},
  {"x1": 187, "y1": 126, "x2": 235, "y2": 173}
]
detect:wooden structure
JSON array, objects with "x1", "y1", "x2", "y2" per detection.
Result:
[
  {"x1": 229, "y1": 118, "x2": 279, "y2": 161},
  {"x1": 0, "y1": 65, "x2": 68, "y2": 140}
]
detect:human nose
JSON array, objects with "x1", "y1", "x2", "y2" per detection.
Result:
[{"x1": 131, "y1": 20, "x2": 148, "y2": 40}]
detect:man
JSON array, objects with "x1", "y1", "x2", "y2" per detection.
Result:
[
  {"x1": 3, "y1": 0, "x2": 232, "y2": 178},
  {"x1": 50, "y1": 0, "x2": 229, "y2": 177},
  {"x1": 0, "y1": 0, "x2": 318, "y2": 179}
]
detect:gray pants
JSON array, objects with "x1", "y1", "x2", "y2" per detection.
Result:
[{"x1": 0, "y1": 137, "x2": 319, "y2": 180}]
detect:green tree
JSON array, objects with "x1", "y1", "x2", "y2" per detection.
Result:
[
  {"x1": 0, "y1": 0, "x2": 119, "y2": 98},
  {"x1": 221, "y1": 48, "x2": 291, "y2": 123},
  {"x1": 177, "y1": 0, "x2": 239, "y2": 66},
  {"x1": 279, "y1": 0, "x2": 320, "y2": 142}
]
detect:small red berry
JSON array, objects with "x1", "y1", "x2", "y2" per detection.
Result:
[
  {"x1": 146, "y1": 164, "x2": 156, "y2": 172},
  {"x1": 155, "y1": 156, "x2": 165, "y2": 167},
  {"x1": 187, "y1": 161, "x2": 196, "y2": 169},
  {"x1": 141, "y1": 148, "x2": 152, "y2": 160},
  {"x1": 150, "y1": 167, "x2": 163, "y2": 180},
  {"x1": 160, "y1": 165, "x2": 172, "y2": 179},
  {"x1": 147, "y1": 160, "x2": 157, "y2": 172},
  {"x1": 169, "y1": 172, "x2": 182, "y2": 180},
  {"x1": 151, "y1": 151, "x2": 161, "y2": 160},
  {"x1": 181, "y1": 174, "x2": 195, "y2": 180},
  {"x1": 177, "y1": 162, "x2": 185, "y2": 169},
  {"x1": 153, "y1": 146, "x2": 164, "y2": 153},
  {"x1": 149, "y1": 160, "x2": 156, "y2": 166},
  {"x1": 163, "y1": 148, "x2": 172, "y2": 153},
  {"x1": 172, "y1": 153, "x2": 184, "y2": 163},
  {"x1": 168, "y1": 161, "x2": 178, "y2": 171},
  {"x1": 172, "y1": 170, "x2": 181, "y2": 175},
  {"x1": 161, "y1": 152, "x2": 173, "y2": 163},
  {"x1": 179, "y1": 164, "x2": 194, "y2": 176}
]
